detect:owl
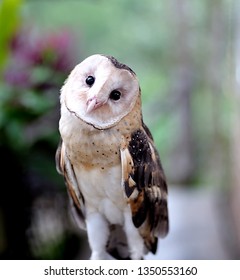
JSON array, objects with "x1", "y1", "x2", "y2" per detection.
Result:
[{"x1": 56, "y1": 54, "x2": 169, "y2": 260}]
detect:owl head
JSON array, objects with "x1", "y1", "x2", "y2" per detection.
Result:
[{"x1": 60, "y1": 54, "x2": 140, "y2": 129}]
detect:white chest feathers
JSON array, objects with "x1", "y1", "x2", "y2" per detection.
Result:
[{"x1": 74, "y1": 165, "x2": 127, "y2": 225}]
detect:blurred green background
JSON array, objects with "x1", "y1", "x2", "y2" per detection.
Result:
[{"x1": 0, "y1": 0, "x2": 239, "y2": 259}]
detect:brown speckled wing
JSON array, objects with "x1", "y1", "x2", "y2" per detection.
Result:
[
  {"x1": 55, "y1": 139, "x2": 86, "y2": 229},
  {"x1": 120, "y1": 125, "x2": 169, "y2": 253}
]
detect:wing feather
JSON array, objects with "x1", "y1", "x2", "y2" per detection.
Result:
[
  {"x1": 55, "y1": 139, "x2": 86, "y2": 229},
  {"x1": 120, "y1": 125, "x2": 169, "y2": 253}
]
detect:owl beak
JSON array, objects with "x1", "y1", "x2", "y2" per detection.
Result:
[{"x1": 86, "y1": 96, "x2": 104, "y2": 113}]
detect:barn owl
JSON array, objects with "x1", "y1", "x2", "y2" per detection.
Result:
[{"x1": 56, "y1": 54, "x2": 169, "y2": 260}]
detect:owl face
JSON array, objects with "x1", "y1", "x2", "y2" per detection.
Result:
[{"x1": 61, "y1": 54, "x2": 140, "y2": 129}]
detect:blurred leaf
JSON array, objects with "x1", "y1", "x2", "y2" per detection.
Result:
[
  {"x1": 4, "y1": 119, "x2": 24, "y2": 149},
  {"x1": 30, "y1": 66, "x2": 53, "y2": 85},
  {"x1": 19, "y1": 90, "x2": 56, "y2": 114},
  {"x1": 0, "y1": 0, "x2": 23, "y2": 70}
]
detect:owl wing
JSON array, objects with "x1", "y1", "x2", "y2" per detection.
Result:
[
  {"x1": 55, "y1": 139, "x2": 86, "y2": 229},
  {"x1": 120, "y1": 124, "x2": 169, "y2": 253}
]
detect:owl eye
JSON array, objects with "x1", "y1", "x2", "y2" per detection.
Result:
[
  {"x1": 86, "y1": 76, "x2": 95, "y2": 86},
  {"x1": 109, "y1": 90, "x2": 121, "y2": 101}
]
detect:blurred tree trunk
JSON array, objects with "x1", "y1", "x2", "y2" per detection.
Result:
[
  {"x1": 169, "y1": 0, "x2": 196, "y2": 184},
  {"x1": 230, "y1": 0, "x2": 240, "y2": 255},
  {"x1": 169, "y1": 0, "x2": 229, "y2": 185},
  {"x1": 206, "y1": 0, "x2": 228, "y2": 186}
]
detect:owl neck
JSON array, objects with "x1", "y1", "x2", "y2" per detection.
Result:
[{"x1": 114, "y1": 95, "x2": 142, "y2": 135}]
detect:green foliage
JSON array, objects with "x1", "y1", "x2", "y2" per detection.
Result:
[
  {"x1": 0, "y1": 18, "x2": 78, "y2": 258},
  {"x1": 0, "y1": 0, "x2": 23, "y2": 70},
  {"x1": 0, "y1": 27, "x2": 75, "y2": 151}
]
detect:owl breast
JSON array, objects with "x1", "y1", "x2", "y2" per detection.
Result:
[
  {"x1": 74, "y1": 164, "x2": 127, "y2": 225},
  {"x1": 68, "y1": 126, "x2": 122, "y2": 170},
  {"x1": 63, "y1": 117, "x2": 129, "y2": 224}
]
